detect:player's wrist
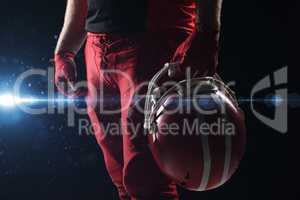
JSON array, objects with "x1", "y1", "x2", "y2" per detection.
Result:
[
  {"x1": 54, "y1": 51, "x2": 76, "y2": 62},
  {"x1": 195, "y1": 16, "x2": 221, "y2": 38},
  {"x1": 195, "y1": 25, "x2": 220, "y2": 38},
  {"x1": 193, "y1": 28, "x2": 220, "y2": 45}
]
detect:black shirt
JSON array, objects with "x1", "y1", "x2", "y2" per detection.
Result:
[{"x1": 86, "y1": 0, "x2": 147, "y2": 33}]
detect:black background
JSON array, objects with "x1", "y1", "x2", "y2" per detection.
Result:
[{"x1": 0, "y1": 1, "x2": 290, "y2": 200}]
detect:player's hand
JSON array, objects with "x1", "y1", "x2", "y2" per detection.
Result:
[
  {"x1": 54, "y1": 52, "x2": 84, "y2": 97},
  {"x1": 172, "y1": 30, "x2": 220, "y2": 77}
]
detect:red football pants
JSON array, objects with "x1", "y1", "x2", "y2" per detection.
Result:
[{"x1": 84, "y1": 32, "x2": 190, "y2": 200}]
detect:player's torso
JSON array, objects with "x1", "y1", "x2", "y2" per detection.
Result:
[
  {"x1": 86, "y1": 0, "x2": 196, "y2": 34},
  {"x1": 86, "y1": 0, "x2": 147, "y2": 33}
]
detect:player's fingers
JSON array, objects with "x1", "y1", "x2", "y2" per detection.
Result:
[
  {"x1": 55, "y1": 76, "x2": 74, "y2": 96},
  {"x1": 56, "y1": 79, "x2": 69, "y2": 96},
  {"x1": 67, "y1": 81, "x2": 76, "y2": 93},
  {"x1": 73, "y1": 87, "x2": 88, "y2": 98}
]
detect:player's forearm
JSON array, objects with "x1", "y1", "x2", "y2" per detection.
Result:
[
  {"x1": 55, "y1": 0, "x2": 88, "y2": 54},
  {"x1": 195, "y1": 0, "x2": 223, "y2": 33}
]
